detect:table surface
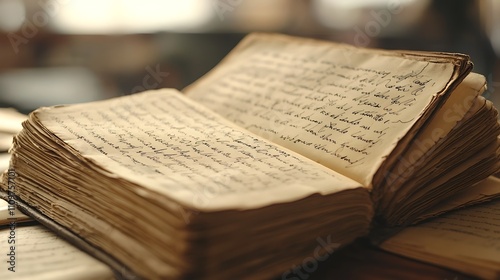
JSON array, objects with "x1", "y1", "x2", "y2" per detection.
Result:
[{"x1": 274, "y1": 238, "x2": 477, "y2": 280}]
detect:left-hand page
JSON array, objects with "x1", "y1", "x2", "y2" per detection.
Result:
[{"x1": 18, "y1": 89, "x2": 363, "y2": 211}]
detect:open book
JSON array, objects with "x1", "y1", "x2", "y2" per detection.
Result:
[
  {"x1": 1, "y1": 33, "x2": 499, "y2": 279},
  {"x1": 0, "y1": 110, "x2": 115, "y2": 279}
]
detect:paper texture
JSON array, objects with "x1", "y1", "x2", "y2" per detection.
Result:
[
  {"x1": 381, "y1": 186, "x2": 500, "y2": 279},
  {"x1": 0, "y1": 224, "x2": 114, "y2": 280},
  {"x1": 35, "y1": 89, "x2": 361, "y2": 211},
  {"x1": 186, "y1": 33, "x2": 457, "y2": 187}
]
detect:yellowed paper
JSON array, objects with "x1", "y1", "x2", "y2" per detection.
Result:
[
  {"x1": 186, "y1": 33, "x2": 456, "y2": 187},
  {"x1": 381, "y1": 189, "x2": 500, "y2": 279},
  {"x1": 35, "y1": 89, "x2": 361, "y2": 211},
  {"x1": 416, "y1": 176, "x2": 500, "y2": 221},
  {"x1": 0, "y1": 224, "x2": 113, "y2": 280},
  {"x1": 384, "y1": 73, "x2": 486, "y2": 186}
]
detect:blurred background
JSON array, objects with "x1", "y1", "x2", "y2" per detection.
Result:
[{"x1": 0, "y1": 0, "x2": 499, "y2": 113}]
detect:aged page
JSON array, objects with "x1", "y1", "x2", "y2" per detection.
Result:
[
  {"x1": 33, "y1": 89, "x2": 362, "y2": 211},
  {"x1": 382, "y1": 72, "x2": 486, "y2": 188},
  {"x1": 380, "y1": 195, "x2": 500, "y2": 279},
  {"x1": 374, "y1": 74, "x2": 500, "y2": 222},
  {"x1": 0, "y1": 224, "x2": 114, "y2": 279},
  {"x1": 185, "y1": 33, "x2": 462, "y2": 187},
  {"x1": 414, "y1": 176, "x2": 500, "y2": 222}
]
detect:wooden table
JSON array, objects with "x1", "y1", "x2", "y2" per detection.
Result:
[{"x1": 275, "y1": 238, "x2": 477, "y2": 280}]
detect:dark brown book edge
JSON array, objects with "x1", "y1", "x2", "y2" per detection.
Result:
[{"x1": 0, "y1": 190, "x2": 140, "y2": 280}]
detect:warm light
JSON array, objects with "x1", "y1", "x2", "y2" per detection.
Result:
[
  {"x1": 49, "y1": 0, "x2": 213, "y2": 34},
  {"x1": 315, "y1": 0, "x2": 417, "y2": 10},
  {"x1": 0, "y1": 0, "x2": 25, "y2": 32},
  {"x1": 0, "y1": 67, "x2": 104, "y2": 110},
  {"x1": 312, "y1": 0, "x2": 423, "y2": 30}
]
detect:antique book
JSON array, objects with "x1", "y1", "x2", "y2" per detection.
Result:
[
  {"x1": 0, "y1": 111, "x2": 115, "y2": 279},
  {"x1": 1, "y1": 33, "x2": 500, "y2": 279}
]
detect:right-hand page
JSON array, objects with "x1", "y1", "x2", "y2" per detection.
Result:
[{"x1": 185, "y1": 33, "x2": 469, "y2": 188}]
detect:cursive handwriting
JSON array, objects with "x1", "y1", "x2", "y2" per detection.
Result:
[
  {"x1": 188, "y1": 41, "x2": 454, "y2": 184},
  {"x1": 43, "y1": 91, "x2": 347, "y2": 205}
]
